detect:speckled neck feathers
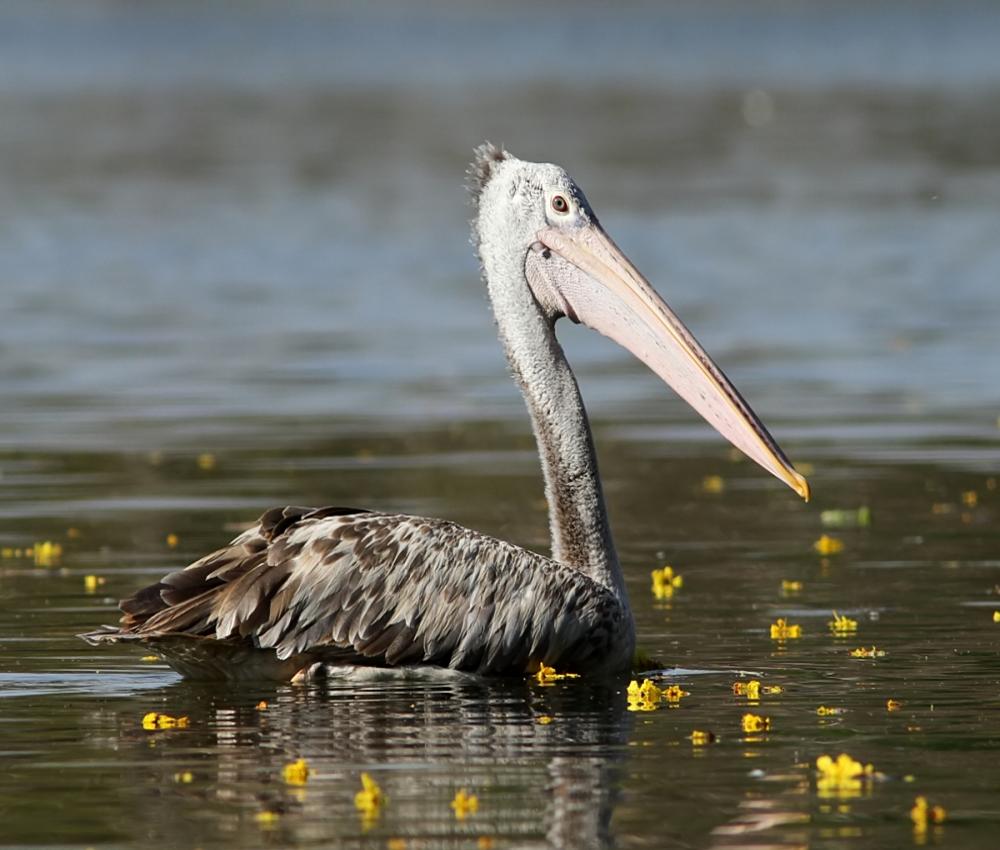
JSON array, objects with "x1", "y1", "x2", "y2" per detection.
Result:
[{"x1": 471, "y1": 146, "x2": 627, "y2": 605}]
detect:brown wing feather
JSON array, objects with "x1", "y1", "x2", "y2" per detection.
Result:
[{"x1": 83, "y1": 506, "x2": 633, "y2": 679}]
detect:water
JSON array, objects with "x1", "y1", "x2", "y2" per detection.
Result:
[{"x1": 1, "y1": 1, "x2": 1000, "y2": 847}]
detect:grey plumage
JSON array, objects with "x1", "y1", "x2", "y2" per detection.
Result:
[
  {"x1": 81, "y1": 142, "x2": 809, "y2": 680},
  {"x1": 467, "y1": 141, "x2": 510, "y2": 209},
  {"x1": 82, "y1": 506, "x2": 632, "y2": 679}
]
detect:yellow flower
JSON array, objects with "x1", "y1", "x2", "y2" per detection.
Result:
[
  {"x1": 626, "y1": 678, "x2": 662, "y2": 712},
  {"x1": 961, "y1": 490, "x2": 978, "y2": 507},
  {"x1": 166, "y1": 533, "x2": 179, "y2": 548},
  {"x1": 536, "y1": 715, "x2": 553, "y2": 725},
  {"x1": 816, "y1": 706, "x2": 843, "y2": 716},
  {"x1": 256, "y1": 700, "x2": 268, "y2": 711},
  {"x1": 828, "y1": 611, "x2": 858, "y2": 634},
  {"x1": 651, "y1": 565, "x2": 683, "y2": 600},
  {"x1": 815, "y1": 753, "x2": 875, "y2": 800},
  {"x1": 450, "y1": 789, "x2": 479, "y2": 820},
  {"x1": 140, "y1": 655, "x2": 159, "y2": 662},
  {"x1": 886, "y1": 699, "x2": 902, "y2": 712},
  {"x1": 662, "y1": 684, "x2": 689, "y2": 704},
  {"x1": 690, "y1": 730, "x2": 716, "y2": 745},
  {"x1": 173, "y1": 771, "x2": 194, "y2": 783},
  {"x1": 282, "y1": 758, "x2": 310, "y2": 786},
  {"x1": 83, "y1": 575, "x2": 106, "y2": 593},
  {"x1": 813, "y1": 534, "x2": 844, "y2": 555},
  {"x1": 534, "y1": 664, "x2": 579, "y2": 685},
  {"x1": 196, "y1": 452, "x2": 216, "y2": 471},
  {"x1": 770, "y1": 618, "x2": 802, "y2": 640},
  {"x1": 911, "y1": 795, "x2": 946, "y2": 834},
  {"x1": 993, "y1": 611, "x2": 1000, "y2": 623},
  {"x1": 33, "y1": 541, "x2": 63, "y2": 567},
  {"x1": 254, "y1": 811, "x2": 280, "y2": 827},
  {"x1": 354, "y1": 773, "x2": 384, "y2": 828},
  {"x1": 141, "y1": 712, "x2": 189, "y2": 730},
  {"x1": 732, "y1": 679, "x2": 761, "y2": 700},
  {"x1": 850, "y1": 646, "x2": 885, "y2": 658},
  {"x1": 701, "y1": 475, "x2": 725, "y2": 494},
  {"x1": 741, "y1": 713, "x2": 770, "y2": 733},
  {"x1": 780, "y1": 579, "x2": 803, "y2": 595}
]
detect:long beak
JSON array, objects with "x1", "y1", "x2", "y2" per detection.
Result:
[{"x1": 538, "y1": 222, "x2": 809, "y2": 501}]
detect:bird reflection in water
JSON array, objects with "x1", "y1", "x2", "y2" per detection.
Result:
[{"x1": 105, "y1": 674, "x2": 630, "y2": 849}]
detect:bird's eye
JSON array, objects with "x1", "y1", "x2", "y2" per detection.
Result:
[{"x1": 551, "y1": 195, "x2": 570, "y2": 214}]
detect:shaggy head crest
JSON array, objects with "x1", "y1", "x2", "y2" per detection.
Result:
[{"x1": 467, "y1": 142, "x2": 510, "y2": 208}]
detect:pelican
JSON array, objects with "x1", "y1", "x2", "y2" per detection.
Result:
[{"x1": 81, "y1": 144, "x2": 809, "y2": 681}]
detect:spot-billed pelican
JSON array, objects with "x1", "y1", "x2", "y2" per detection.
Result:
[{"x1": 81, "y1": 144, "x2": 808, "y2": 680}]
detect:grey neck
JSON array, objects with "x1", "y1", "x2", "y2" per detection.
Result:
[{"x1": 483, "y1": 250, "x2": 627, "y2": 602}]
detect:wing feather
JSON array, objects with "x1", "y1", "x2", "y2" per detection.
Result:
[{"x1": 94, "y1": 506, "x2": 631, "y2": 677}]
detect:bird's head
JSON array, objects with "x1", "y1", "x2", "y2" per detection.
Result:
[{"x1": 470, "y1": 143, "x2": 810, "y2": 501}]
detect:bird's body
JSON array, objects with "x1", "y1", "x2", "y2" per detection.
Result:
[
  {"x1": 85, "y1": 506, "x2": 632, "y2": 680},
  {"x1": 81, "y1": 144, "x2": 807, "y2": 680}
]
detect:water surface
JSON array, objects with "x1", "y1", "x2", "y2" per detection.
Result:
[{"x1": 1, "y1": 2, "x2": 999, "y2": 848}]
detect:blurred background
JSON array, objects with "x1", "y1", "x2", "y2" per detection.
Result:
[
  {"x1": 1, "y1": 3, "x2": 999, "y2": 849},
  {"x1": 2, "y1": 0, "x2": 998, "y2": 456}
]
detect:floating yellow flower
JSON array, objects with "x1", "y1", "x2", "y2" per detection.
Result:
[
  {"x1": 961, "y1": 490, "x2": 978, "y2": 507},
  {"x1": 626, "y1": 678, "x2": 662, "y2": 712},
  {"x1": 536, "y1": 715, "x2": 553, "y2": 725},
  {"x1": 993, "y1": 611, "x2": 1000, "y2": 623},
  {"x1": 450, "y1": 789, "x2": 479, "y2": 820},
  {"x1": 741, "y1": 713, "x2": 770, "y2": 733},
  {"x1": 690, "y1": 730, "x2": 716, "y2": 745},
  {"x1": 886, "y1": 699, "x2": 902, "y2": 712},
  {"x1": 701, "y1": 475, "x2": 725, "y2": 494},
  {"x1": 354, "y1": 773, "x2": 384, "y2": 828},
  {"x1": 254, "y1": 811, "x2": 280, "y2": 827},
  {"x1": 815, "y1": 753, "x2": 875, "y2": 800},
  {"x1": 140, "y1": 655, "x2": 159, "y2": 662},
  {"x1": 911, "y1": 795, "x2": 946, "y2": 834},
  {"x1": 662, "y1": 684, "x2": 689, "y2": 704},
  {"x1": 166, "y1": 533, "x2": 179, "y2": 548},
  {"x1": 173, "y1": 771, "x2": 193, "y2": 783},
  {"x1": 83, "y1": 574, "x2": 106, "y2": 593},
  {"x1": 141, "y1": 712, "x2": 189, "y2": 730},
  {"x1": 282, "y1": 758, "x2": 310, "y2": 786},
  {"x1": 770, "y1": 618, "x2": 802, "y2": 640},
  {"x1": 780, "y1": 579, "x2": 803, "y2": 595},
  {"x1": 256, "y1": 700, "x2": 268, "y2": 711},
  {"x1": 534, "y1": 664, "x2": 579, "y2": 685},
  {"x1": 651, "y1": 565, "x2": 683, "y2": 600},
  {"x1": 813, "y1": 534, "x2": 844, "y2": 555},
  {"x1": 828, "y1": 611, "x2": 858, "y2": 634},
  {"x1": 850, "y1": 646, "x2": 885, "y2": 658},
  {"x1": 816, "y1": 706, "x2": 843, "y2": 716},
  {"x1": 196, "y1": 452, "x2": 216, "y2": 471},
  {"x1": 732, "y1": 679, "x2": 781, "y2": 699},
  {"x1": 33, "y1": 541, "x2": 63, "y2": 567}
]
